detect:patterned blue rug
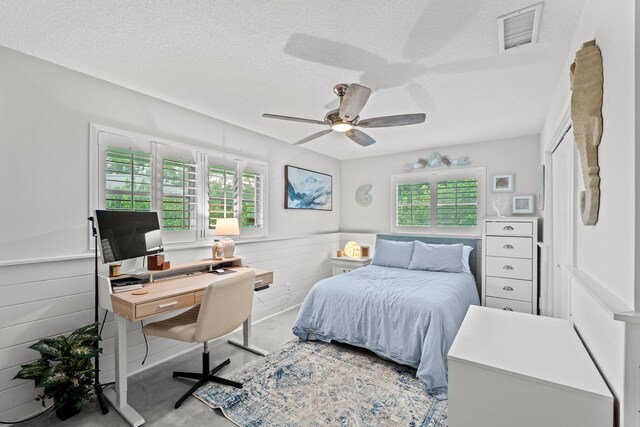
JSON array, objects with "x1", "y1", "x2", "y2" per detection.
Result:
[{"x1": 194, "y1": 340, "x2": 447, "y2": 426}]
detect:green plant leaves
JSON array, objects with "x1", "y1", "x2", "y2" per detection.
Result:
[
  {"x1": 69, "y1": 345, "x2": 98, "y2": 359},
  {"x1": 14, "y1": 361, "x2": 49, "y2": 381},
  {"x1": 38, "y1": 368, "x2": 69, "y2": 388},
  {"x1": 15, "y1": 322, "x2": 101, "y2": 411},
  {"x1": 29, "y1": 340, "x2": 62, "y2": 358}
]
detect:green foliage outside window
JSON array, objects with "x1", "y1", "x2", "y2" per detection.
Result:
[
  {"x1": 105, "y1": 148, "x2": 151, "y2": 211},
  {"x1": 162, "y1": 157, "x2": 197, "y2": 231},
  {"x1": 436, "y1": 179, "x2": 478, "y2": 227},
  {"x1": 396, "y1": 183, "x2": 431, "y2": 226},
  {"x1": 396, "y1": 178, "x2": 478, "y2": 228},
  {"x1": 208, "y1": 164, "x2": 235, "y2": 229}
]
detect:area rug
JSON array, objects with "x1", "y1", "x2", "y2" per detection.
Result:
[{"x1": 194, "y1": 340, "x2": 447, "y2": 426}]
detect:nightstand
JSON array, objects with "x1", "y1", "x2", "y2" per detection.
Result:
[{"x1": 330, "y1": 257, "x2": 372, "y2": 276}]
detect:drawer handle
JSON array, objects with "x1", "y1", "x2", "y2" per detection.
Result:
[
  {"x1": 503, "y1": 265, "x2": 514, "y2": 270},
  {"x1": 503, "y1": 286, "x2": 514, "y2": 291},
  {"x1": 503, "y1": 225, "x2": 514, "y2": 230},
  {"x1": 158, "y1": 301, "x2": 178, "y2": 309},
  {"x1": 503, "y1": 244, "x2": 514, "y2": 249},
  {"x1": 503, "y1": 307, "x2": 514, "y2": 311},
  {"x1": 254, "y1": 280, "x2": 263, "y2": 286}
]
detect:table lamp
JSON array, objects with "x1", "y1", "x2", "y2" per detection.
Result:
[{"x1": 214, "y1": 218, "x2": 240, "y2": 258}]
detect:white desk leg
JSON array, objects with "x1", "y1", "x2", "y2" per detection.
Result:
[
  {"x1": 228, "y1": 314, "x2": 269, "y2": 356},
  {"x1": 103, "y1": 315, "x2": 145, "y2": 427}
]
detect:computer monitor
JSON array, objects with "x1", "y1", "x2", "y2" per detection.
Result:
[{"x1": 95, "y1": 210, "x2": 162, "y2": 264}]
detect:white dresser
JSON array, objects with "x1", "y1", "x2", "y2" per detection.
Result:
[
  {"x1": 482, "y1": 217, "x2": 538, "y2": 314},
  {"x1": 448, "y1": 306, "x2": 613, "y2": 427}
]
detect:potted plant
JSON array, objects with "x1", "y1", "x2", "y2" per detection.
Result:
[{"x1": 14, "y1": 323, "x2": 100, "y2": 421}]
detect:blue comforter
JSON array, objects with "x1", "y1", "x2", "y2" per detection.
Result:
[{"x1": 292, "y1": 265, "x2": 479, "y2": 399}]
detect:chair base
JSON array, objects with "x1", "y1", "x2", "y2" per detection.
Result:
[{"x1": 172, "y1": 357, "x2": 242, "y2": 409}]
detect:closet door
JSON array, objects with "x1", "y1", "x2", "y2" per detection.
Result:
[{"x1": 551, "y1": 132, "x2": 575, "y2": 320}]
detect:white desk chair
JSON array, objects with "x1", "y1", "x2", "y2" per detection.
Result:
[{"x1": 142, "y1": 269, "x2": 255, "y2": 409}]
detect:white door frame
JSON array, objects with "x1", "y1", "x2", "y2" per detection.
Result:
[{"x1": 541, "y1": 102, "x2": 572, "y2": 318}]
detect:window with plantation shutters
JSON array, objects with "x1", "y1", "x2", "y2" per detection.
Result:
[
  {"x1": 392, "y1": 168, "x2": 483, "y2": 234},
  {"x1": 396, "y1": 182, "x2": 430, "y2": 226},
  {"x1": 91, "y1": 124, "x2": 269, "y2": 246},
  {"x1": 436, "y1": 179, "x2": 478, "y2": 227},
  {"x1": 241, "y1": 171, "x2": 263, "y2": 228},
  {"x1": 162, "y1": 157, "x2": 198, "y2": 230},
  {"x1": 104, "y1": 147, "x2": 152, "y2": 211},
  {"x1": 208, "y1": 163, "x2": 236, "y2": 229}
]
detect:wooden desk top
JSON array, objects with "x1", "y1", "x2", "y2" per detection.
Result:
[{"x1": 110, "y1": 267, "x2": 271, "y2": 321}]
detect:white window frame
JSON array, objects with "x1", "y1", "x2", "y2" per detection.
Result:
[
  {"x1": 390, "y1": 167, "x2": 485, "y2": 236},
  {"x1": 89, "y1": 123, "x2": 268, "y2": 249}
]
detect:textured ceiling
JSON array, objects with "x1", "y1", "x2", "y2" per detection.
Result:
[{"x1": 0, "y1": 0, "x2": 585, "y2": 160}]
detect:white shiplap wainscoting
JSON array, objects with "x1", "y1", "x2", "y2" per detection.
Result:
[{"x1": 0, "y1": 233, "x2": 340, "y2": 422}]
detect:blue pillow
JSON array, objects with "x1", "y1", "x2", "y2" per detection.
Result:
[
  {"x1": 371, "y1": 240, "x2": 415, "y2": 269},
  {"x1": 408, "y1": 241, "x2": 464, "y2": 273}
]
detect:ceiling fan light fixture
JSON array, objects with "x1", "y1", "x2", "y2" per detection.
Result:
[{"x1": 331, "y1": 122, "x2": 353, "y2": 132}]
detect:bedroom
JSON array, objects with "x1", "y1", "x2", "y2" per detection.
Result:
[{"x1": 0, "y1": 0, "x2": 637, "y2": 426}]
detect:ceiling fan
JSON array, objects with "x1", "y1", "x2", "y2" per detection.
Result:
[{"x1": 262, "y1": 83, "x2": 426, "y2": 147}]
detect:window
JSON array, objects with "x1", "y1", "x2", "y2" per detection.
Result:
[
  {"x1": 162, "y1": 157, "x2": 198, "y2": 231},
  {"x1": 91, "y1": 124, "x2": 268, "y2": 246},
  {"x1": 392, "y1": 168, "x2": 483, "y2": 234},
  {"x1": 436, "y1": 178, "x2": 478, "y2": 227},
  {"x1": 104, "y1": 147, "x2": 152, "y2": 211},
  {"x1": 396, "y1": 182, "x2": 430, "y2": 226},
  {"x1": 207, "y1": 163, "x2": 236, "y2": 228}
]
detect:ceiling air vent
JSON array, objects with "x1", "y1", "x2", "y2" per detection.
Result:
[{"x1": 498, "y1": 2, "x2": 544, "y2": 52}]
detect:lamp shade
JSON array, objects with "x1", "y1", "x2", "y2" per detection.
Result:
[{"x1": 214, "y1": 218, "x2": 240, "y2": 236}]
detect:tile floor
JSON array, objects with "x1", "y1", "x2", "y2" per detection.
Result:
[{"x1": 22, "y1": 307, "x2": 299, "y2": 427}]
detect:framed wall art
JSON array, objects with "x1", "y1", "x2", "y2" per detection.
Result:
[
  {"x1": 512, "y1": 195, "x2": 535, "y2": 214},
  {"x1": 492, "y1": 174, "x2": 514, "y2": 193},
  {"x1": 284, "y1": 165, "x2": 332, "y2": 210}
]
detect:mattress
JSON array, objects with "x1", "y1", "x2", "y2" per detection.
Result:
[{"x1": 292, "y1": 264, "x2": 479, "y2": 399}]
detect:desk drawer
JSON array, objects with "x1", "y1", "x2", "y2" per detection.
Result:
[
  {"x1": 486, "y1": 236, "x2": 532, "y2": 258},
  {"x1": 136, "y1": 293, "x2": 194, "y2": 319},
  {"x1": 486, "y1": 221, "x2": 533, "y2": 237},
  {"x1": 254, "y1": 270, "x2": 273, "y2": 287},
  {"x1": 486, "y1": 256, "x2": 532, "y2": 280},
  {"x1": 195, "y1": 290, "x2": 205, "y2": 305},
  {"x1": 486, "y1": 296, "x2": 533, "y2": 314},
  {"x1": 485, "y1": 277, "x2": 532, "y2": 302}
]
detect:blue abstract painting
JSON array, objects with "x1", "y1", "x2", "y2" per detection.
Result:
[{"x1": 285, "y1": 165, "x2": 332, "y2": 210}]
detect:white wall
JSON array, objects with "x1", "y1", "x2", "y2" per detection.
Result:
[
  {"x1": 0, "y1": 46, "x2": 340, "y2": 420},
  {"x1": 540, "y1": 0, "x2": 638, "y2": 425},
  {"x1": 340, "y1": 135, "x2": 541, "y2": 234}
]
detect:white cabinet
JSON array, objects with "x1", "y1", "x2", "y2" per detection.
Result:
[
  {"x1": 448, "y1": 306, "x2": 613, "y2": 427},
  {"x1": 482, "y1": 217, "x2": 538, "y2": 314},
  {"x1": 329, "y1": 257, "x2": 371, "y2": 276}
]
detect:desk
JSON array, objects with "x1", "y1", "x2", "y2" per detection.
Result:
[{"x1": 98, "y1": 258, "x2": 273, "y2": 426}]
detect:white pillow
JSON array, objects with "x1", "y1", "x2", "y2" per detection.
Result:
[{"x1": 461, "y1": 245, "x2": 474, "y2": 274}]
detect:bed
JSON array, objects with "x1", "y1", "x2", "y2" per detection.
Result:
[{"x1": 292, "y1": 234, "x2": 480, "y2": 399}]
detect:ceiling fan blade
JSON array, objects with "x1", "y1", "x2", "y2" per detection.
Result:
[
  {"x1": 339, "y1": 84, "x2": 372, "y2": 121},
  {"x1": 262, "y1": 113, "x2": 327, "y2": 126},
  {"x1": 357, "y1": 113, "x2": 426, "y2": 128},
  {"x1": 345, "y1": 129, "x2": 376, "y2": 147},
  {"x1": 294, "y1": 129, "x2": 333, "y2": 145}
]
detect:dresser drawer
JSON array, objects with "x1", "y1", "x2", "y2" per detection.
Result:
[
  {"x1": 486, "y1": 236, "x2": 532, "y2": 258},
  {"x1": 486, "y1": 256, "x2": 532, "y2": 280},
  {"x1": 485, "y1": 277, "x2": 532, "y2": 301},
  {"x1": 485, "y1": 296, "x2": 533, "y2": 314},
  {"x1": 136, "y1": 293, "x2": 195, "y2": 319},
  {"x1": 486, "y1": 221, "x2": 533, "y2": 237}
]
